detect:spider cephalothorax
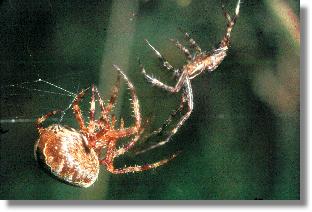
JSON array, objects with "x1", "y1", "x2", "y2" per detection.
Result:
[
  {"x1": 35, "y1": 66, "x2": 176, "y2": 188},
  {"x1": 138, "y1": 0, "x2": 241, "y2": 153}
]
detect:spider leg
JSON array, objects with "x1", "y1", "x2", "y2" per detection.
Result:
[
  {"x1": 137, "y1": 78, "x2": 193, "y2": 154},
  {"x1": 102, "y1": 73, "x2": 121, "y2": 117},
  {"x1": 140, "y1": 64, "x2": 188, "y2": 93},
  {"x1": 93, "y1": 86, "x2": 110, "y2": 129},
  {"x1": 88, "y1": 85, "x2": 96, "y2": 132},
  {"x1": 72, "y1": 87, "x2": 90, "y2": 131},
  {"x1": 36, "y1": 110, "x2": 61, "y2": 133},
  {"x1": 104, "y1": 153, "x2": 178, "y2": 174},
  {"x1": 144, "y1": 39, "x2": 174, "y2": 72},
  {"x1": 94, "y1": 74, "x2": 121, "y2": 128},
  {"x1": 184, "y1": 32, "x2": 202, "y2": 54},
  {"x1": 135, "y1": 94, "x2": 186, "y2": 152},
  {"x1": 100, "y1": 126, "x2": 139, "y2": 141},
  {"x1": 91, "y1": 74, "x2": 121, "y2": 144},
  {"x1": 169, "y1": 38, "x2": 192, "y2": 60},
  {"x1": 115, "y1": 129, "x2": 144, "y2": 156},
  {"x1": 220, "y1": 0, "x2": 241, "y2": 48},
  {"x1": 101, "y1": 133, "x2": 179, "y2": 174},
  {"x1": 113, "y1": 65, "x2": 141, "y2": 131},
  {"x1": 95, "y1": 66, "x2": 142, "y2": 141}
]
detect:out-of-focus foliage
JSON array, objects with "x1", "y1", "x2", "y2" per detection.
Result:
[{"x1": 0, "y1": 0, "x2": 299, "y2": 199}]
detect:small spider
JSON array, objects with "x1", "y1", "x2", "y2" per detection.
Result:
[
  {"x1": 138, "y1": 0, "x2": 241, "y2": 153},
  {"x1": 34, "y1": 65, "x2": 176, "y2": 188}
]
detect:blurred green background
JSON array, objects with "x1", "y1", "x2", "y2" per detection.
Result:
[{"x1": 0, "y1": 0, "x2": 299, "y2": 200}]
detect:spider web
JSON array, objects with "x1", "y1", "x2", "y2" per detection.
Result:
[
  {"x1": 0, "y1": 56, "x2": 136, "y2": 137},
  {"x1": 0, "y1": 0, "x2": 109, "y2": 131},
  {"x1": 0, "y1": 0, "x2": 179, "y2": 149},
  {"x1": 1, "y1": 70, "x2": 82, "y2": 125}
]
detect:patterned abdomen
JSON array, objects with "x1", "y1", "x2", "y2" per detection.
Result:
[{"x1": 34, "y1": 124, "x2": 100, "y2": 188}]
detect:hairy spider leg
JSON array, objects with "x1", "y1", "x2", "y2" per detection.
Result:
[
  {"x1": 88, "y1": 84, "x2": 119, "y2": 150},
  {"x1": 102, "y1": 127, "x2": 179, "y2": 174},
  {"x1": 72, "y1": 86, "x2": 113, "y2": 148},
  {"x1": 169, "y1": 78, "x2": 193, "y2": 140},
  {"x1": 144, "y1": 39, "x2": 174, "y2": 72},
  {"x1": 90, "y1": 83, "x2": 119, "y2": 131},
  {"x1": 170, "y1": 38, "x2": 192, "y2": 60},
  {"x1": 94, "y1": 74, "x2": 121, "y2": 129},
  {"x1": 97, "y1": 66, "x2": 177, "y2": 174},
  {"x1": 88, "y1": 85, "x2": 96, "y2": 132},
  {"x1": 139, "y1": 41, "x2": 194, "y2": 152},
  {"x1": 96, "y1": 65, "x2": 142, "y2": 142},
  {"x1": 86, "y1": 73, "x2": 121, "y2": 145},
  {"x1": 72, "y1": 87, "x2": 91, "y2": 131},
  {"x1": 184, "y1": 32, "x2": 202, "y2": 54},
  {"x1": 137, "y1": 78, "x2": 193, "y2": 154},
  {"x1": 36, "y1": 110, "x2": 61, "y2": 133},
  {"x1": 135, "y1": 92, "x2": 187, "y2": 153},
  {"x1": 102, "y1": 74, "x2": 121, "y2": 116},
  {"x1": 220, "y1": 0, "x2": 241, "y2": 49},
  {"x1": 112, "y1": 65, "x2": 141, "y2": 133},
  {"x1": 140, "y1": 61, "x2": 188, "y2": 93},
  {"x1": 141, "y1": 37, "x2": 196, "y2": 137},
  {"x1": 72, "y1": 86, "x2": 107, "y2": 148},
  {"x1": 152, "y1": 95, "x2": 186, "y2": 136},
  {"x1": 142, "y1": 40, "x2": 192, "y2": 93},
  {"x1": 102, "y1": 136, "x2": 178, "y2": 174},
  {"x1": 135, "y1": 97, "x2": 185, "y2": 155},
  {"x1": 93, "y1": 86, "x2": 110, "y2": 130},
  {"x1": 176, "y1": 27, "x2": 202, "y2": 54}
]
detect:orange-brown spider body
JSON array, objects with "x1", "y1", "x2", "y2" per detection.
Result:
[
  {"x1": 35, "y1": 123, "x2": 99, "y2": 187},
  {"x1": 35, "y1": 66, "x2": 176, "y2": 188}
]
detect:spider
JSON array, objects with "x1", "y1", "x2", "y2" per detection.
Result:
[
  {"x1": 34, "y1": 65, "x2": 177, "y2": 188},
  {"x1": 138, "y1": 0, "x2": 241, "y2": 153}
]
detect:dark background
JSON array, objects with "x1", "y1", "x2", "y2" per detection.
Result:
[{"x1": 0, "y1": 0, "x2": 299, "y2": 200}]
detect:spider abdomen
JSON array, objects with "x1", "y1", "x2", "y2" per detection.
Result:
[{"x1": 34, "y1": 124, "x2": 100, "y2": 188}]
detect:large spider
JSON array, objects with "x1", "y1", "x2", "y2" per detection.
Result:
[
  {"x1": 34, "y1": 66, "x2": 176, "y2": 188},
  {"x1": 138, "y1": 0, "x2": 241, "y2": 153}
]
